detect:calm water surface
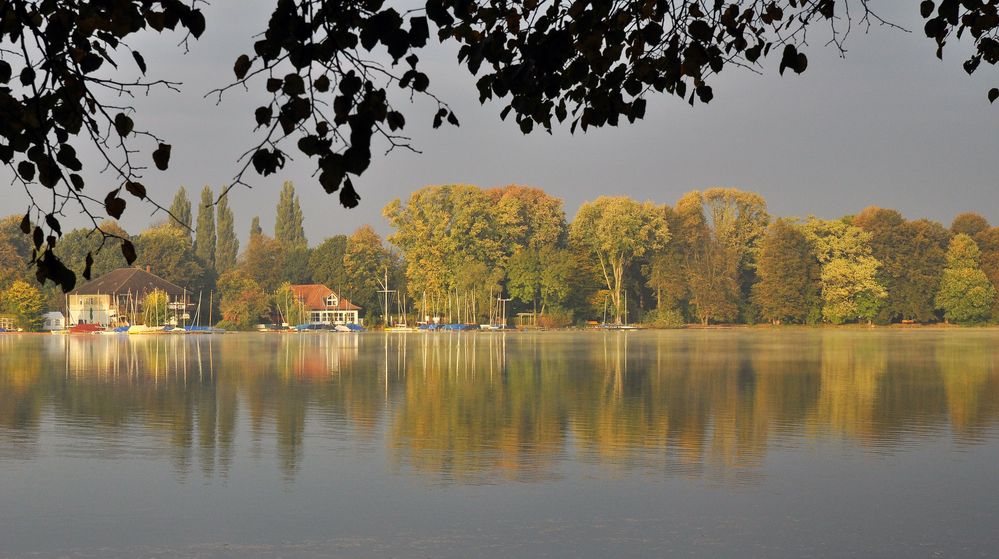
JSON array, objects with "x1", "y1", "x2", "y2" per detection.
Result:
[{"x1": 1, "y1": 330, "x2": 998, "y2": 558}]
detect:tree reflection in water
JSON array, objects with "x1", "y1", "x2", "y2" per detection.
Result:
[{"x1": 0, "y1": 330, "x2": 997, "y2": 484}]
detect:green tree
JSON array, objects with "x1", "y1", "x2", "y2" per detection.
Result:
[
  {"x1": 134, "y1": 225, "x2": 206, "y2": 289},
  {"x1": 215, "y1": 192, "x2": 239, "y2": 274},
  {"x1": 217, "y1": 270, "x2": 270, "y2": 330},
  {"x1": 273, "y1": 282, "x2": 308, "y2": 326},
  {"x1": 54, "y1": 221, "x2": 131, "y2": 280},
  {"x1": 194, "y1": 186, "x2": 216, "y2": 268},
  {"x1": 309, "y1": 235, "x2": 348, "y2": 291},
  {"x1": 752, "y1": 219, "x2": 820, "y2": 324},
  {"x1": 1, "y1": 280, "x2": 44, "y2": 331},
  {"x1": 569, "y1": 196, "x2": 669, "y2": 323},
  {"x1": 169, "y1": 186, "x2": 193, "y2": 235},
  {"x1": 344, "y1": 225, "x2": 389, "y2": 320},
  {"x1": 972, "y1": 226, "x2": 999, "y2": 319},
  {"x1": 249, "y1": 216, "x2": 263, "y2": 239},
  {"x1": 936, "y1": 234, "x2": 996, "y2": 324},
  {"x1": 142, "y1": 289, "x2": 170, "y2": 327},
  {"x1": 274, "y1": 181, "x2": 307, "y2": 249},
  {"x1": 281, "y1": 246, "x2": 313, "y2": 284},
  {"x1": 803, "y1": 218, "x2": 887, "y2": 324},
  {"x1": 237, "y1": 234, "x2": 285, "y2": 292}
]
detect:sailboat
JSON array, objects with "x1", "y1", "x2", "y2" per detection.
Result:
[{"x1": 379, "y1": 268, "x2": 418, "y2": 332}]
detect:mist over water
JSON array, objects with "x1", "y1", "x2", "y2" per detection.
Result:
[{"x1": 1, "y1": 330, "x2": 998, "y2": 558}]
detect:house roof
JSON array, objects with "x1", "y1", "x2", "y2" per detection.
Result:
[
  {"x1": 290, "y1": 284, "x2": 361, "y2": 311},
  {"x1": 69, "y1": 267, "x2": 190, "y2": 298}
]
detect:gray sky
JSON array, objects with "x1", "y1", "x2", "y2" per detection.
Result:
[{"x1": 2, "y1": 1, "x2": 997, "y2": 244}]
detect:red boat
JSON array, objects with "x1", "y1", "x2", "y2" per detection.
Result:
[{"x1": 68, "y1": 323, "x2": 104, "y2": 334}]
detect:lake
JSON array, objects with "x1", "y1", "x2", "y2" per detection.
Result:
[{"x1": 1, "y1": 330, "x2": 997, "y2": 558}]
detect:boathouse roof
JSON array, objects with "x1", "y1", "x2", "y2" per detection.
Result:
[
  {"x1": 68, "y1": 267, "x2": 190, "y2": 298},
  {"x1": 290, "y1": 284, "x2": 361, "y2": 311}
]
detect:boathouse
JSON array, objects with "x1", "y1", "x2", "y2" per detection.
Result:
[
  {"x1": 66, "y1": 267, "x2": 192, "y2": 327},
  {"x1": 289, "y1": 284, "x2": 361, "y2": 326}
]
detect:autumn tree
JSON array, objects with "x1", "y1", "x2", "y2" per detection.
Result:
[
  {"x1": 487, "y1": 185, "x2": 568, "y2": 254},
  {"x1": 936, "y1": 234, "x2": 996, "y2": 324},
  {"x1": 752, "y1": 219, "x2": 820, "y2": 324},
  {"x1": 215, "y1": 193, "x2": 239, "y2": 274},
  {"x1": 142, "y1": 289, "x2": 170, "y2": 327},
  {"x1": 803, "y1": 218, "x2": 887, "y2": 324},
  {"x1": 570, "y1": 196, "x2": 669, "y2": 324},
  {"x1": 951, "y1": 213, "x2": 990, "y2": 237},
  {"x1": 1, "y1": 280, "x2": 44, "y2": 331},
  {"x1": 853, "y1": 207, "x2": 951, "y2": 323},
  {"x1": 273, "y1": 282, "x2": 308, "y2": 326},
  {"x1": 217, "y1": 270, "x2": 270, "y2": 330},
  {"x1": 249, "y1": 216, "x2": 263, "y2": 239},
  {"x1": 194, "y1": 186, "x2": 216, "y2": 268},
  {"x1": 344, "y1": 225, "x2": 390, "y2": 320},
  {"x1": 385, "y1": 185, "x2": 504, "y2": 318}
]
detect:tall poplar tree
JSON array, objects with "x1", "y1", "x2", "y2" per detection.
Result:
[
  {"x1": 194, "y1": 186, "x2": 216, "y2": 268},
  {"x1": 169, "y1": 186, "x2": 193, "y2": 237},
  {"x1": 215, "y1": 192, "x2": 239, "y2": 274},
  {"x1": 250, "y1": 216, "x2": 262, "y2": 238},
  {"x1": 274, "y1": 181, "x2": 307, "y2": 248}
]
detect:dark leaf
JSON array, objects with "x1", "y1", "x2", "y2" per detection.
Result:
[
  {"x1": 339, "y1": 178, "x2": 361, "y2": 208},
  {"x1": 104, "y1": 190, "x2": 126, "y2": 219},
  {"x1": 186, "y1": 9, "x2": 206, "y2": 38},
  {"x1": 121, "y1": 240, "x2": 137, "y2": 265},
  {"x1": 152, "y1": 143, "x2": 171, "y2": 170},
  {"x1": 132, "y1": 50, "x2": 147, "y2": 74},
  {"x1": 125, "y1": 181, "x2": 146, "y2": 199},
  {"x1": 990, "y1": 88, "x2": 999, "y2": 103},
  {"x1": 920, "y1": 0, "x2": 935, "y2": 18},
  {"x1": 20, "y1": 67, "x2": 35, "y2": 86},
  {"x1": 114, "y1": 113, "x2": 134, "y2": 137},
  {"x1": 234, "y1": 54, "x2": 251, "y2": 79},
  {"x1": 19, "y1": 213, "x2": 31, "y2": 234},
  {"x1": 315, "y1": 75, "x2": 330, "y2": 92},
  {"x1": 32, "y1": 226, "x2": 43, "y2": 250},
  {"x1": 45, "y1": 213, "x2": 62, "y2": 236},
  {"x1": 255, "y1": 106, "x2": 273, "y2": 126},
  {"x1": 266, "y1": 78, "x2": 282, "y2": 92},
  {"x1": 17, "y1": 161, "x2": 35, "y2": 181}
]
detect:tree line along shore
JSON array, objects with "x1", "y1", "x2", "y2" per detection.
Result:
[{"x1": 1, "y1": 182, "x2": 997, "y2": 331}]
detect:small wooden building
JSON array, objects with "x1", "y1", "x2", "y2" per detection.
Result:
[{"x1": 66, "y1": 267, "x2": 192, "y2": 327}]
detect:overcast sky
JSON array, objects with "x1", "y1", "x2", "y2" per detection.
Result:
[{"x1": 2, "y1": 2, "x2": 997, "y2": 244}]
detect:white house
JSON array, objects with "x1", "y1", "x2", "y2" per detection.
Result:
[
  {"x1": 66, "y1": 267, "x2": 192, "y2": 327},
  {"x1": 290, "y1": 284, "x2": 362, "y2": 325},
  {"x1": 41, "y1": 312, "x2": 65, "y2": 331}
]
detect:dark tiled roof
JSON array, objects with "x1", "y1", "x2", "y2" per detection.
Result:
[
  {"x1": 69, "y1": 268, "x2": 190, "y2": 298},
  {"x1": 290, "y1": 284, "x2": 361, "y2": 311}
]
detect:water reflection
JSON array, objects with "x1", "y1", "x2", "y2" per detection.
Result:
[{"x1": 0, "y1": 330, "x2": 997, "y2": 484}]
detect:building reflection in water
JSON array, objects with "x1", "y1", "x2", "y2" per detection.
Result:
[{"x1": 0, "y1": 331, "x2": 997, "y2": 484}]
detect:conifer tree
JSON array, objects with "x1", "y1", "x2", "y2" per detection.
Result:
[
  {"x1": 169, "y1": 186, "x2": 193, "y2": 237},
  {"x1": 274, "y1": 181, "x2": 307, "y2": 248},
  {"x1": 215, "y1": 192, "x2": 239, "y2": 274},
  {"x1": 194, "y1": 186, "x2": 216, "y2": 268}
]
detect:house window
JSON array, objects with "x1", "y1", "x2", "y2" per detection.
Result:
[{"x1": 325, "y1": 294, "x2": 338, "y2": 307}]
